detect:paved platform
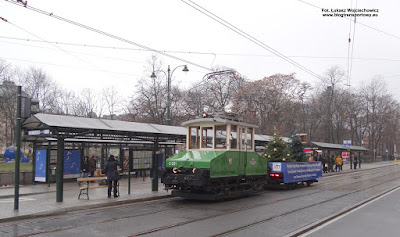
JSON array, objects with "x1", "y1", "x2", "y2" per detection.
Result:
[
  {"x1": 0, "y1": 176, "x2": 170, "y2": 223},
  {"x1": 0, "y1": 161, "x2": 396, "y2": 223},
  {"x1": 322, "y1": 160, "x2": 396, "y2": 176}
]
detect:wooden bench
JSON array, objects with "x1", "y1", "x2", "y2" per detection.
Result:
[{"x1": 77, "y1": 176, "x2": 107, "y2": 200}]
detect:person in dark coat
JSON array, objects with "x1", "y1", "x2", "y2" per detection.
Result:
[
  {"x1": 104, "y1": 155, "x2": 120, "y2": 198},
  {"x1": 328, "y1": 155, "x2": 334, "y2": 172},
  {"x1": 81, "y1": 156, "x2": 90, "y2": 178},
  {"x1": 89, "y1": 155, "x2": 97, "y2": 177},
  {"x1": 353, "y1": 156, "x2": 358, "y2": 169},
  {"x1": 321, "y1": 156, "x2": 328, "y2": 173}
]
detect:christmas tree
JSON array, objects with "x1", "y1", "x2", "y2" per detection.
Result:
[
  {"x1": 265, "y1": 131, "x2": 290, "y2": 162},
  {"x1": 287, "y1": 137, "x2": 307, "y2": 162}
]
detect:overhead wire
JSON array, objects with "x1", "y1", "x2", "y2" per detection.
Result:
[
  {"x1": 3, "y1": 0, "x2": 212, "y2": 72},
  {"x1": 181, "y1": 0, "x2": 323, "y2": 80},
  {"x1": 2, "y1": 35, "x2": 400, "y2": 62},
  {"x1": 1, "y1": 17, "x2": 132, "y2": 82},
  {"x1": 346, "y1": 0, "x2": 353, "y2": 86},
  {"x1": 2, "y1": 56, "x2": 143, "y2": 78},
  {"x1": 0, "y1": 38, "x2": 147, "y2": 65},
  {"x1": 349, "y1": 0, "x2": 358, "y2": 87}
]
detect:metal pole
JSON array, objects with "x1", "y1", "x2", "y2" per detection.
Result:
[
  {"x1": 119, "y1": 146, "x2": 123, "y2": 169},
  {"x1": 152, "y1": 138, "x2": 159, "y2": 191},
  {"x1": 349, "y1": 147, "x2": 352, "y2": 169},
  {"x1": 56, "y1": 136, "x2": 64, "y2": 202},
  {"x1": 359, "y1": 123, "x2": 362, "y2": 168},
  {"x1": 46, "y1": 145, "x2": 51, "y2": 187},
  {"x1": 373, "y1": 149, "x2": 376, "y2": 162},
  {"x1": 32, "y1": 142, "x2": 36, "y2": 185},
  {"x1": 128, "y1": 149, "x2": 133, "y2": 195},
  {"x1": 166, "y1": 65, "x2": 171, "y2": 126},
  {"x1": 14, "y1": 86, "x2": 22, "y2": 211}
]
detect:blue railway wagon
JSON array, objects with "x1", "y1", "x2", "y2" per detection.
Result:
[{"x1": 267, "y1": 162, "x2": 322, "y2": 188}]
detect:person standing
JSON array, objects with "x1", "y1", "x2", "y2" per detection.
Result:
[
  {"x1": 322, "y1": 156, "x2": 328, "y2": 173},
  {"x1": 89, "y1": 155, "x2": 97, "y2": 177},
  {"x1": 104, "y1": 155, "x2": 120, "y2": 198},
  {"x1": 328, "y1": 155, "x2": 334, "y2": 172},
  {"x1": 81, "y1": 156, "x2": 90, "y2": 178},
  {"x1": 335, "y1": 155, "x2": 343, "y2": 172},
  {"x1": 354, "y1": 156, "x2": 358, "y2": 169}
]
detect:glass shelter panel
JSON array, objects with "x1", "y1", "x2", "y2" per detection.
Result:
[
  {"x1": 230, "y1": 125, "x2": 238, "y2": 149},
  {"x1": 189, "y1": 126, "x2": 200, "y2": 149},
  {"x1": 201, "y1": 127, "x2": 214, "y2": 148},
  {"x1": 214, "y1": 125, "x2": 227, "y2": 149}
]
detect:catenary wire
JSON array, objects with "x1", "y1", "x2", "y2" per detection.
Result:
[
  {"x1": 0, "y1": 38, "x2": 147, "y2": 65},
  {"x1": 1, "y1": 17, "x2": 131, "y2": 82},
  {"x1": 346, "y1": 0, "x2": 353, "y2": 86},
  {"x1": 181, "y1": 0, "x2": 323, "y2": 80},
  {"x1": 3, "y1": 0, "x2": 212, "y2": 72},
  {"x1": 2, "y1": 35, "x2": 400, "y2": 62},
  {"x1": 349, "y1": 0, "x2": 358, "y2": 87},
  {"x1": 2, "y1": 57, "x2": 143, "y2": 78}
]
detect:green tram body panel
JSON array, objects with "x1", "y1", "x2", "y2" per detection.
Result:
[{"x1": 165, "y1": 150, "x2": 268, "y2": 178}]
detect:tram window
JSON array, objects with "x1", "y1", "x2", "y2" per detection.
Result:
[
  {"x1": 240, "y1": 127, "x2": 246, "y2": 150},
  {"x1": 189, "y1": 126, "x2": 200, "y2": 149},
  {"x1": 247, "y1": 128, "x2": 253, "y2": 150},
  {"x1": 214, "y1": 125, "x2": 227, "y2": 149},
  {"x1": 201, "y1": 127, "x2": 213, "y2": 148},
  {"x1": 230, "y1": 125, "x2": 238, "y2": 149}
]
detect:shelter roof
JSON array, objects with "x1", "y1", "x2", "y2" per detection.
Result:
[
  {"x1": 311, "y1": 141, "x2": 368, "y2": 151},
  {"x1": 22, "y1": 113, "x2": 187, "y2": 143}
]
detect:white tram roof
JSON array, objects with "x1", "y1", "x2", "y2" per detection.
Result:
[{"x1": 182, "y1": 117, "x2": 258, "y2": 129}]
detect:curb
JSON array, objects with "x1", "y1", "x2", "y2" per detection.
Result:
[
  {"x1": 0, "y1": 194, "x2": 173, "y2": 223},
  {"x1": 322, "y1": 162, "x2": 396, "y2": 177}
]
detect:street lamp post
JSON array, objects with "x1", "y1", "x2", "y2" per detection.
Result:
[
  {"x1": 150, "y1": 64, "x2": 188, "y2": 192},
  {"x1": 151, "y1": 65, "x2": 189, "y2": 126}
]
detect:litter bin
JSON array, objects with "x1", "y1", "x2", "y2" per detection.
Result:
[
  {"x1": 51, "y1": 167, "x2": 56, "y2": 175},
  {"x1": 50, "y1": 167, "x2": 56, "y2": 182}
]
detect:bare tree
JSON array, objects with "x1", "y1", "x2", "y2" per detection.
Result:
[
  {"x1": 75, "y1": 88, "x2": 103, "y2": 118},
  {"x1": 233, "y1": 73, "x2": 300, "y2": 135},
  {"x1": 102, "y1": 86, "x2": 122, "y2": 120},
  {"x1": 200, "y1": 66, "x2": 245, "y2": 112},
  {"x1": 128, "y1": 55, "x2": 169, "y2": 124},
  {"x1": 0, "y1": 80, "x2": 17, "y2": 147},
  {"x1": 21, "y1": 67, "x2": 56, "y2": 112}
]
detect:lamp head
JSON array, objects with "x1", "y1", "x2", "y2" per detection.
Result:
[
  {"x1": 150, "y1": 71, "x2": 157, "y2": 78},
  {"x1": 182, "y1": 65, "x2": 189, "y2": 72}
]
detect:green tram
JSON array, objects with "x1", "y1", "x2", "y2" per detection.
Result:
[{"x1": 161, "y1": 113, "x2": 268, "y2": 200}]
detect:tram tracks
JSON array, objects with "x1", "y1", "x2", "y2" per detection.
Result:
[
  {"x1": 1, "y1": 166, "x2": 397, "y2": 237},
  {"x1": 211, "y1": 178, "x2": 400, "y2": 236},
  {"x1": 129, "y1": 168, "x2": 400, "y2": 236}
]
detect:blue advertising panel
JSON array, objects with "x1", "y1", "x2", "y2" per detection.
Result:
[
  {"x1": 269, "y1": 162, "x2": 322, "y2": 183},
  {"x1": 64, "y1": 150, "x2": 81, "y2": 178},
  {"x1": 35, "y1": 149, "x2": 47, "y2": 182}
]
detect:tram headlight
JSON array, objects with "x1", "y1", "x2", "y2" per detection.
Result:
[
  {"x1": 192, "y1": 168, "x2": 202, "y2": 177},
  {"x1": 173, "y1": 167, "x2": 178, "y2": 173}
]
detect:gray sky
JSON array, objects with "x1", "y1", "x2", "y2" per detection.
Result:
[{"x1": 1, "y1": 0, "x2": 399, "y2": 100}]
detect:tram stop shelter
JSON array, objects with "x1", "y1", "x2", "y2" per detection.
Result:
[
  {"x1": 310, "y1": 141, "x2": 368, "y2": 153},
  {"x1": 310, "y1": 141, "x2": 368, "y2": 166},
  {"x1": 22, "y1": 113, "x2": 186, "y2": 202}
]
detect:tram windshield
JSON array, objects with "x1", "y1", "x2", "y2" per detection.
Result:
[
  {"x1": 201, "y1": 127, "x2": 213, "y2": 148},
  {"x1": 189, "y1": 126, "x2": 200, "y2": 149},
  {"x1": 215, "y1": 125, "x2": 227, "y2": 149}
]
